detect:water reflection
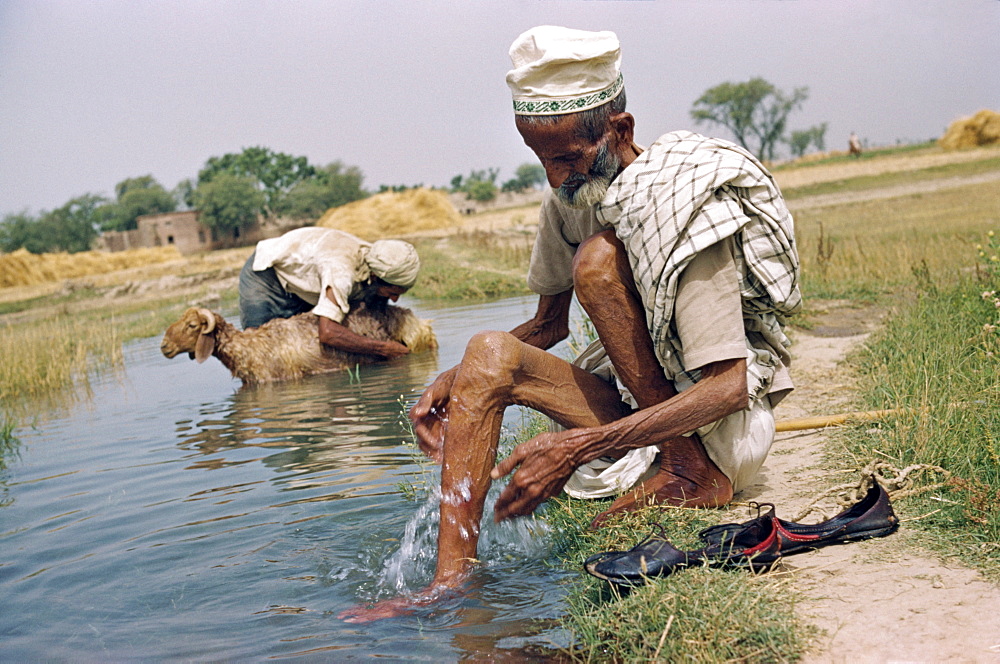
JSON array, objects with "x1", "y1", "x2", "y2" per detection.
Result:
[{"x1": 177, "y1": 347, "x2": 438, "y2": 465}]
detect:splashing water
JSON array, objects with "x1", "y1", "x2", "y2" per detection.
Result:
[{"x1": 373, "y1": 474, "x2": 553, "y2": 601}]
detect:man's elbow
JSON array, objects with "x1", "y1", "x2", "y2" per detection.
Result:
[
  {"x1": 703, "y1": 358, "x2": 750, "y2": 415},
  {"x1": 724, "y1": 379, "x2": 750, "y2": 415},
  {"x1": 546, "y1": 320, "x2": 570, "y2": 346}
]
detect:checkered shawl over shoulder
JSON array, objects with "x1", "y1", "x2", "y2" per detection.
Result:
[{"x1": 598, "y1": 131, "x2": 802, "y2": 382}]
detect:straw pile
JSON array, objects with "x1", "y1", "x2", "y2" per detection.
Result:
[
  {"x1": 316, "y1": 188, "x2": 462, "y2": 241},
  {"x1": 939, "y1": 109, "x2": 1000, "y2": 150},
  {"x1": 0, "y1": 246, "x2": 182, "y2": 288}
]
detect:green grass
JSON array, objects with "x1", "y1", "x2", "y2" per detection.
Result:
[
  {"x1": 409, "y1": 230, "x2": 534, "y2": 300},
  {"x1": 795, "y1": 181, "x2": 1000, "y2": 301},
  {"x1": 833, "y1": 257, "x2": 1000, "y2": 580}
]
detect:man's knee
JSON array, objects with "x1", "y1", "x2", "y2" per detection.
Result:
[{"x1": 459, "y1": 331, "x2": 522, "y2": 395}]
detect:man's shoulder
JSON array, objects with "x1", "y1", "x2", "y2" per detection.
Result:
[{"x1": 640, "y1": 131, "x2": 766, "y2": 173}]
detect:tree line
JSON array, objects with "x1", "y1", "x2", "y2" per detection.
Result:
[
  {"x1": 2, "y1": 77, "x2": 827, "y2": 254},
  {"x1": 0, "y1": 145, "x2": 547, "y2": 255}
]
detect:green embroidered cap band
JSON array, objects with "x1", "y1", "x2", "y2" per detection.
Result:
[{"x1": 507, "y1": 26, "x2": 624, "y2": 116}]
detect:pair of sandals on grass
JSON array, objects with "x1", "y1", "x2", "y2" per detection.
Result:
[{"x1": 585, "y1": 477, "x2": 900, "y2": 587}]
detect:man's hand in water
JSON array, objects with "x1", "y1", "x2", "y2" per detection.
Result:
[{"x1": 409, "y1": 366, "x2": 458, "y2": 463}]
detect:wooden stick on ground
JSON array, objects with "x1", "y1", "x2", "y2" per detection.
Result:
[{"x1": 775, "y1": 408, "x2": 914, "y2": 432}]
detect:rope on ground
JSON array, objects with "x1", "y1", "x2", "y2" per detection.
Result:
[{"x1": 791, "y1": 459, "x2": 951, "y2": 522}]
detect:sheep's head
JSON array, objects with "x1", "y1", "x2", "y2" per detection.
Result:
[{"x1": 160, "y1": 307, "x2": 219, "y2": 363}]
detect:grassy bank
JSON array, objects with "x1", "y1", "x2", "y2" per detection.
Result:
[
  {"x1": 543, "y1": 494, "x2": 816, "y2": 662},
  {"x1": 408, "y1": 229, "x2": 534, "y2": 300},
  {"x1": 0, "y1": 292, "x2": 227, "y2": 416},
  {"x1": 793, "y1": 179, "x2": 999, "y2": 301},
  {"x1": 839, "y1": 243, "x2": 1000, "y2": 579}
]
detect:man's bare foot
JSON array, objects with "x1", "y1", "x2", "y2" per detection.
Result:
[
  {"x1": 338, "y1": 596, "x2": 423, "y2": 623},
  {"x1": 338, "y1": 584, "x2": 462, "y2": 623},
  {"x1": 589, "y1": 436, "x2": 733, "y2": 529},
  {"x1": 338, "y1": 568, "x2": 471, "y2": 623}
]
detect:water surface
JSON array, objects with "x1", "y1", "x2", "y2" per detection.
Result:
[{"x1": 0, "y1": 296, "x2": 586, "y2": 661}]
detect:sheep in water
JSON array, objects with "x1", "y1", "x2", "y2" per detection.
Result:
[{"x1": 160, "y1": 303, "x2": 437, "y2": 385}]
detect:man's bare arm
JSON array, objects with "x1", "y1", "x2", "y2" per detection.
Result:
[
  {"x1": 491, "y1": 357, "x2": 748, "y2": 520},
  {"x1": 318, "y1": 316, "x2": 409, "y2": 359},
  {"x1": 508, "y1": 290, "x2": 573, "y2": 350}
]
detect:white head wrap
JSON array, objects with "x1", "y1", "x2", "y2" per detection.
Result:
[
  {"x1": 366, "y1": 240, "x2": 420, "y2": 288},
  {"x1": 506, "y1": 25, "x2": 623, "y2": 116}
]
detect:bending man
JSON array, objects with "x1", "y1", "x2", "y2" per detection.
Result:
[
  {"x1": 341, "y1": 26, "x2": 800, "y2": 621},
  {"x1": 239, "y1": 226, "x2": 420, "y2": 360}
]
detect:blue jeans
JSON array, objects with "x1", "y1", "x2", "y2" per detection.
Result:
[{"x1": 238, "y1": 252, "x2": 313, "y2": 329}]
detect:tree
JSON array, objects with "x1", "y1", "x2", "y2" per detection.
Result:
[
  {"x1": 0, "y1": 211, "x2": 38, "y2": 253},
  {"x1": 788, "y1": 123, "x2": 829, "y2": 158},
  {"x1": 788, "y1": 130, "x2": 812, "y2": 159},
  {"x1": 193, "y1": 173, "x2": 265, "y2": 236},
  {"x1": 690, "y1": 78, "x2": 808, "y2": 161},
  {"x1": 197, "y1": 147, "x2": 316, "y2": 218},
  {"x1": 466, "y1": 179, "x2": 497, "y2": 202},
  {"x1": 452, "y1": 168, "x2": 499, "y2": 202},
  {"x1": 173, "y1": 178, "x2": 196, "y2": 210},
  {"x1": 97, "y1": 175, "x2": 176, "y2": 232},
  {"x1": 502, "y1": 163, "x2": 547, "y2": 192},
  {"x1": 1, "y1": 195, "x2": 104, "y2": 253},
  {"x1": 43, "y1": 195, "x2": 104, "y2": 252},
  {"x1": 277, "y1": 161, "x2": 368, "y2": 220}
]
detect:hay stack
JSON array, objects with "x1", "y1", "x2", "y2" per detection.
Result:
[
  {"x1": 0, "y1": 246, "x2": 182, "y2": 288},
  {"x1": 939, "y1": 109, "x2": 1000, "y2": 150},
  {"x1": 316, "y1": 188, "x2": 462, "y2": 241}
]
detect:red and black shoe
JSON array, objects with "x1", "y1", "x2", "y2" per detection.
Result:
[
  {"x1": 698, "y1": 479, "x2": 899, "y2": 553},
  {"x1": 583, "y1": 479, "x2": 899, "y2": 587}
]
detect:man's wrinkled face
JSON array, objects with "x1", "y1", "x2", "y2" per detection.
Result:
[{"x1": 516, "y1": 115, "x2": 622, "y2": 209}]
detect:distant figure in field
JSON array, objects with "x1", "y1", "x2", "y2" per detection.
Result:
[{"x1": 849, "y1": 132, "x2": 863, "y2": 157}]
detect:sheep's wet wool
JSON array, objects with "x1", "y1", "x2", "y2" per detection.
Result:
[{"x1": 160, "y1": 305, "x2": 437, "y2": 385}]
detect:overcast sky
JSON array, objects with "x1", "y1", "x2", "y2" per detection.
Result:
[{"x1": 1, "y1": 0, "x2": 998, "y2": 217}]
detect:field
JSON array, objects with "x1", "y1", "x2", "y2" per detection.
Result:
[{"x1": 2, "y1": 141, "x2": 999, "y2": 661}]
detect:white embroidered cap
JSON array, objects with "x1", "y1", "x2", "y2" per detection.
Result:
[{"x1": 506, "y1": 25, "x2": 623, "y2": 116}]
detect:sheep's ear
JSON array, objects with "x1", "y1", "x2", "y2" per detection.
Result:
[{"x1": 195, "y1": 331, "x2": 215, "y2": 363}]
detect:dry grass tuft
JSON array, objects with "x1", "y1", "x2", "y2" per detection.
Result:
[
  {"x1": 939, "y1": 109, "x2": 1000, "y2": 150},
  {"x1": 316, "y1": 187, "x2": 462, "y2": 240},
  {"x1": 0, "y1": 246, "x2": 182, "y2": 288}
]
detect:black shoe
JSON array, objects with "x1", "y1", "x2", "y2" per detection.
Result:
[
  {"x1": 698, "y1": 479, "x2": 899, "y2": 554},
  {"x1": 584, "y1": 510, "x2": 783, "y2": 587}
]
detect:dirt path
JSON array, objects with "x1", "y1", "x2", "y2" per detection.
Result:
[
  {"x1": 773, "y1": 144, "x2": 1000, "y2": 190},
  {"x1": 788, "y1": 171, "x2": 1000, "y2": 211},
  {"x1": 736, "y1": 302, "x2": 1000, "y2": 663}
]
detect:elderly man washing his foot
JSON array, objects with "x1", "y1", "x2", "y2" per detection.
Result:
[{"x1": 341, "y1": 25, "x2": 801, "y2": 622}]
